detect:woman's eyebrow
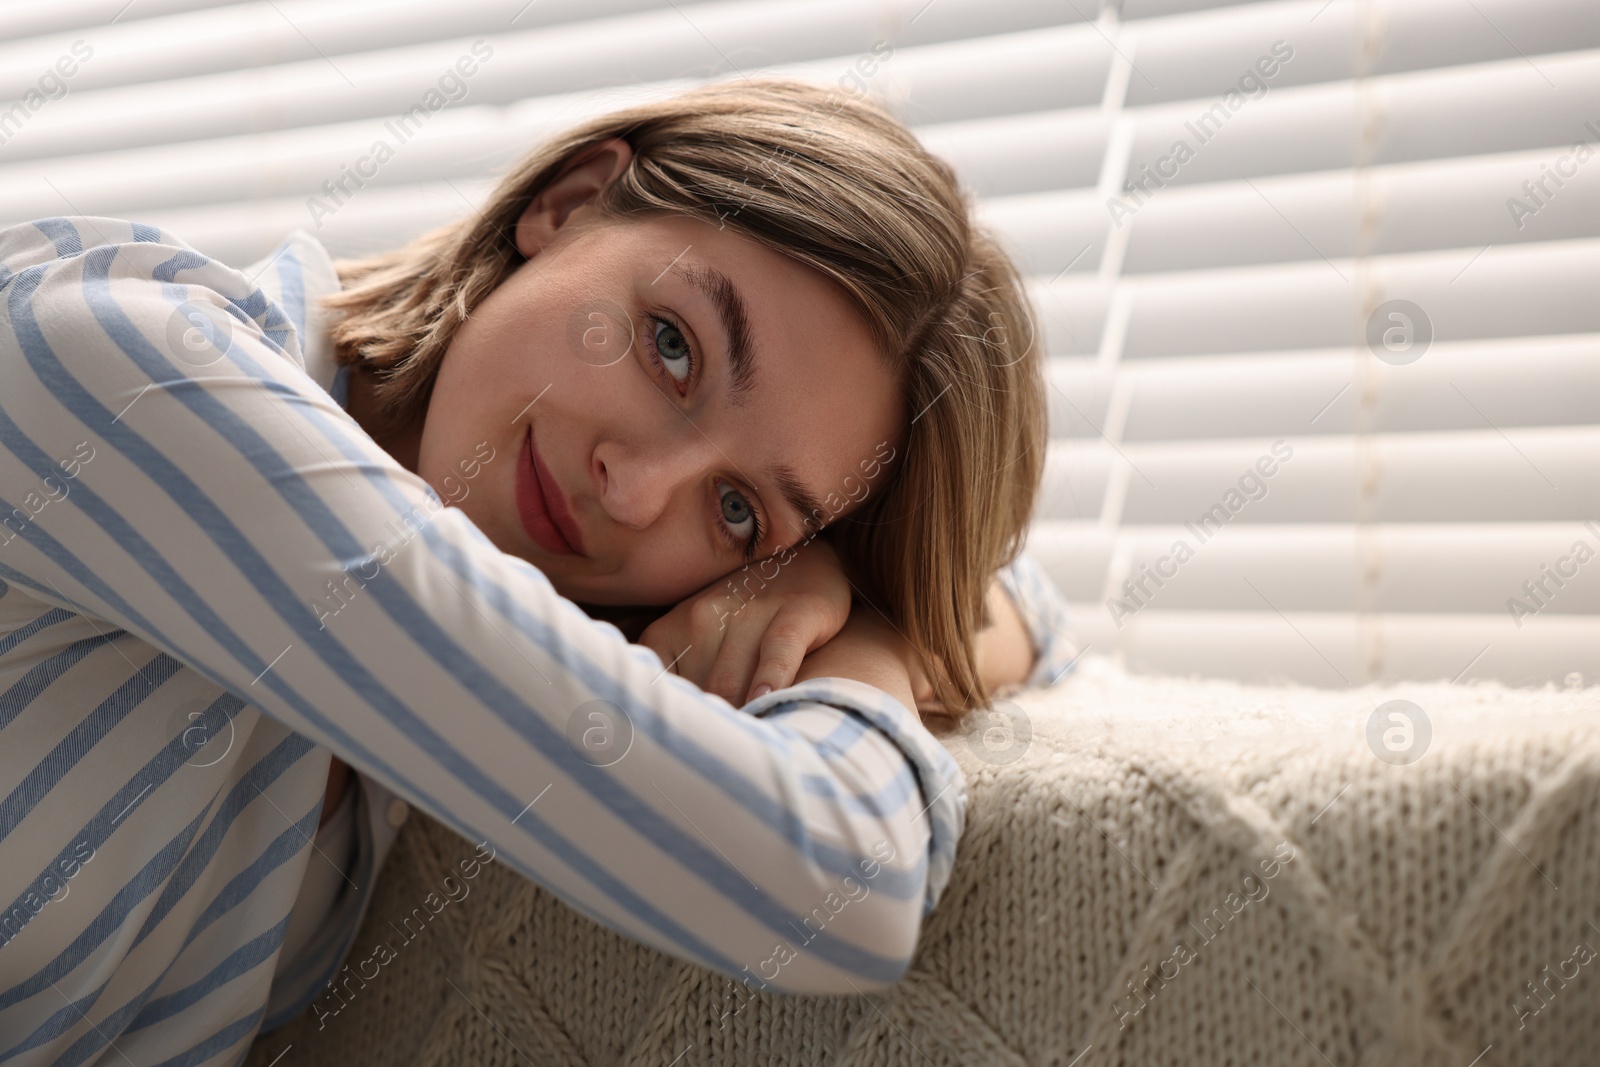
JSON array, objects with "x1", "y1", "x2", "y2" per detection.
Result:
[
  {"x1": 673, "y1": 261, "x2": 826, "y2": 541},
  {"x1": 679, "y1": 261, "x2": 756, "y2": 406},
  {"x1": 768, "y1": 463, "x2": 826, "y2": 547}
]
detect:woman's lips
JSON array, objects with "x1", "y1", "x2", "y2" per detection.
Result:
[{"x1": 515, "y1": 426, "x2": 585, "y2": 556}]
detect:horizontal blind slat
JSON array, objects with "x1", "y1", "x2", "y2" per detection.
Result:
[
  {"x1": 1026, "y1": 521, "x2": 1600, "y2": 615},
  {"x1": 1117, "y1": 238, "x2": 1600, "y2": 358},
  {"x1": 1120, "y1": 0, "x2": 1600, "y2": 108},
  {"x1": 1124, "y1": 50, "x2": 1600, "y2": 189},
  {"x1": 1039, "y1": 427, "x2": 1600, "y2": 524},
  {"x1": 1052, "y1": 605, "x2": 1599, "y2": 687},
  {"x1": 1045, "y1": 335, "x2": 1600, "y2": 441},
  {"x1": 1026, "y1": 237, "x2": 1600, "y2": 358}
]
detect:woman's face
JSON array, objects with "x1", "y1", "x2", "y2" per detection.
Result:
[{"x1": 414, "y1": 141, "x2": 905, "y2": 606}]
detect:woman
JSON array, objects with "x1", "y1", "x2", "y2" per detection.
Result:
[{"x1": 0, "y1": 79, "x2": 1073, "y2": 1063}]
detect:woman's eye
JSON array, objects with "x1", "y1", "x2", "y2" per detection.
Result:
[
  {"x1": 717, "y1": 480, "x2": 756, "y2": 541},
  {"x1": 653, "y1": 318, "x2": 692, "y2": 382}
]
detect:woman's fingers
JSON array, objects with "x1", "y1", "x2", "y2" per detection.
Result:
[
  {"x1": 672, "y1": 590, "x2": 749, "y2": 686},
  {"x1": 637, "y1": 616, "x2": 680, "y2": 669},
  {"x1": 666, "y1": 629, "x2": 721, "y2": 688},
  {"x1": 745, "y1": 602, "x2": 831, "y2": 703},
  {"x1": 703, "y1": 613, "x2": 770, "y2": 705},
  {"x1": 640, "y1": 614, "x2": 711, "y2": 685},
  {"x1": 639, "y1": 587, "x2": 843, "y2": 705}
]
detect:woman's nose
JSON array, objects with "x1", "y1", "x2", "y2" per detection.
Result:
[{"x1": 592, "y1": 433, "x2": 717, "y2": 531}]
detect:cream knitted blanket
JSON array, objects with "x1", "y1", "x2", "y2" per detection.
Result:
[{"x1": 247, "y1": 660, "x2": 1600, "y2": 1066}]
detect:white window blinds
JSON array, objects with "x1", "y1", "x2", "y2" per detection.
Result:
[{"x1": 1, "y1": 0, "x2": 1595, "y2": 687}]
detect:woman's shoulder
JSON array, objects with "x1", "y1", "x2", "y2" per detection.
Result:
[
  {"x1": 1, "y1": 215, "x2": 222, "y2": 285},
  {"x1": 0, "y1": 216, "x2": 342, "y2": 389}
]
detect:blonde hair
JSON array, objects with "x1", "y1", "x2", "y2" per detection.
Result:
[{"x1": 317, "y1": 77, "x2": 1046, "y2": 717}]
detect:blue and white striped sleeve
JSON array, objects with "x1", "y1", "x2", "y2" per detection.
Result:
[
  {"x1": 0, "y1": 217, "x2": 965, "y2": 995},
  {"x1": 995, "y1": 549, "x2": 1080, "y2": 689}
]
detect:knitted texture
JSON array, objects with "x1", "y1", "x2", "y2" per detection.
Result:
[{"x1": 246, "y1": 659, "x2": 1600, "y2": 1066}]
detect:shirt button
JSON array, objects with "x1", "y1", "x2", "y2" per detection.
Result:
[{"x1": 386, "y1": 798, "x2": 410, "y2": 828}]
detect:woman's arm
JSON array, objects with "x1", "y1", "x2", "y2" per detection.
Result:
[
  {"x1": 792, "y1": 606, "x2": 918, "y2": 711},
  {"x1": 994, "y1": 551, "x2": 1080, "y2": 690},
  {"x1": 974, "y1": 575, "x2": 1037, "y2": 696},
  {"x1": 0, "y1": 218, "x2": 963, "y2": 994},
  {"x1": 909, "y1": 553, "x2": 1079, "y2": 711}
]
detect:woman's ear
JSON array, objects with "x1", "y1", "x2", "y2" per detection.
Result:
[{"x1": 515, "y1": 137, "x2": 635, "y2": 258}]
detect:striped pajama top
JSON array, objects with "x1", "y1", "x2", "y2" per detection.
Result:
[{"x1": 0, "y1": 215, "x2": 1078, "y2": 1066}]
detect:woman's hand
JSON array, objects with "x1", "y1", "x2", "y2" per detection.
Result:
[{"x1": 639, "y1": 539, "x2": 852, "y2": 706}]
